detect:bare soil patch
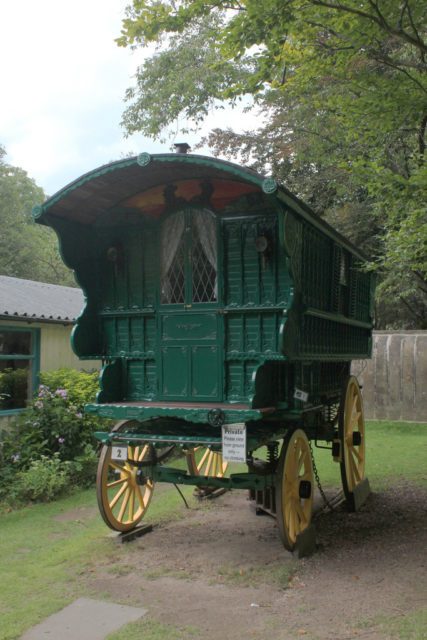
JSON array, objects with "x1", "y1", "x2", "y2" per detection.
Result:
[{"x1": 84, "y1": 483, "x2": 427, "y2": 640}]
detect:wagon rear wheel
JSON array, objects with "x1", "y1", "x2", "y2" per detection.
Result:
[
  {"x1": 97, "y1": 420, "x2": 154, "y2": 532},
  {"x1": 276, "y1": 429, "x2": 314, "y2": 552},
  {"x1": 185, "y1": 447, "x2": 228, "y2": 478},
  {"x1": 339, "y1": 376, "x2": 366, "y2": 508}
]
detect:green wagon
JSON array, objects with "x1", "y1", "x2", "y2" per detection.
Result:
[{"x1": 34, "y1": 149, "x2": 374, "y2": 552}]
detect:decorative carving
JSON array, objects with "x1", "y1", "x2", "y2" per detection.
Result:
[
  {"x1": 31, "y1": 204, "x2": 43, "y2": 219},
  {"x1": 208, "y1": 408, "x2": 225, "y2": 427},
  {"x1": 262, "y1": 177, "x2": 278, "y2": 194},
  {"x1": 137, "y1": 152, "x2": 152, "y2": 166}
]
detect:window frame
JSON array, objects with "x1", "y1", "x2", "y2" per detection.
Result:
[
  {"x1": 159, "y1": 208, "x2": 220, "y2": 309},
  {"x1": 0, "y1": 325, "x2": 40, "y2": 416}
]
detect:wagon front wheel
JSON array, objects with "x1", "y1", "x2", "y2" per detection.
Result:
[
  {"x1": 339, "y1": 376, "x2": 366, "y2": 508},
  {"x1": 97, "y1": 421, "x2": 154, "y2": 532},
  {"x1": 276, "y1": 429, "x2": 314, "y2": 551},
  {"x1": 185, "y1": 447, "x2": 228, "y2": 478}
]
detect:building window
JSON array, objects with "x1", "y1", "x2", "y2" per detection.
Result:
[{"x1": 0, "y1": 327, "x2": 40, "y2": 412}]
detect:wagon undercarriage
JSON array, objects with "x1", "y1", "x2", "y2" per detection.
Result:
[{"x1": 93, "y1": 375, "x2": 369, "y2": 553}]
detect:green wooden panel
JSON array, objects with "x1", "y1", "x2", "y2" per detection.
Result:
[
  {"x1": 159, "y1": 312, "x2": 221, "y2": 401},
  {"x1": 223, "y1": 214, "x2": 290, "y2": 309},
  {"x1": 129, "y1": 317, "x2": 144, "y2": 353},
  {"x1": 127, "y1": 230, "x2": 144, "y2": 309},
  {"x1": 191, "y1": 345, "x2": 220, "y2": 399},
  {"x1": 161, "y1": 346, "x2": 189, "y2": 398},
  {"x1": 161, "y1": 313, "x2": 217, "y2": 341},
  {"x1": 126, "y1": 360, "x2": 145, "y2": 399}
]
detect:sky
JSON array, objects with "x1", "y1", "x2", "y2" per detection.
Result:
[{"x1": 0, "y1": 0, "x2": 256, "y2": 196}]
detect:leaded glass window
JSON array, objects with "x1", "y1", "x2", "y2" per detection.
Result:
[
  {"x1": 192, "y1": 211, "x2": 217, "y2": 302},
  {"x1": 160, "y1": 209, "x2": 217, "y2": 305}
]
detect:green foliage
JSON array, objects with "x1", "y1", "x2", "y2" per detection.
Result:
[
  {"x1": 12, "y1": 454, "x2": 70, "y2": 504},
  {"x1": 0, "y1": 146, "x2": 75, "y2": 286},
  {"x1": 40, "y1": 368, "x2": 100, "y2": 409},
  {"x1": 0, "y1": 369, "x2": 104, "y2": 504},
  {"x1": 118, "y1": 0, "x2": 427, "y2": 328},
  {"x1": 67, "y1": 444, "x2": 99, "y2": 489},
  {"x1": 0, "y1": 368, "x2": 28, "y2": 410}
]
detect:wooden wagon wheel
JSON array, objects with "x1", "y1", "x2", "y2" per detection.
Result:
[
  {"x1": 276, "y1": 428, "x2": 314, "y2": 551},
  {"x1": 97, "y1": 420, "x2": 155, "y2": 532},
  {"x1": 185, "y1": 447, "x2": 228, "y2": 478},
  {"x1": 339, "y1": 376, "x2": 366, "y2": 508}
]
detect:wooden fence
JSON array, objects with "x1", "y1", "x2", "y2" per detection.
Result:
[{"x1": 352, "y1": 331, "x2": 427, "y2": 422}]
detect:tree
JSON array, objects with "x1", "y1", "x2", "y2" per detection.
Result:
[
  {"x1": 0, "y1": 146, "x2": 75, "y2": 286},
  {"x1": 117, "y1": 1, "x2": 427, "y2": 327}
]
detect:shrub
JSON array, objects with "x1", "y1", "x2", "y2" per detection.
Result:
[
  {"x1": 67, "y1": 444, "x2": 99, "y2": 489},
  {"x1": 11, "y1": 454, "x2": 71, "y2": 504},
  {"x1": 0, "y1": 368, "x2": 105, "y2": 504}
]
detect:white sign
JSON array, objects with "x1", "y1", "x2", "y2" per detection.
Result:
[
  {"x1": 111, "y1": 445, "x2": 128, "y2": 461},
  {"x1": 222, "y1": 424, "x2": 247, "y2": 463},
  {"x1": 294, "y1": 388, "x2": 309, "y2": 403}
]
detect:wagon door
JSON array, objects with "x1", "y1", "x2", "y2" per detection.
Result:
[{"x1": 158, "y1": 209, "x2": 222, "y2": 401}]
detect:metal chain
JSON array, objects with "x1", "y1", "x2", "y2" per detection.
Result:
[{"x1": 308, "y1": 439, "x2": 337, "y2": 513}]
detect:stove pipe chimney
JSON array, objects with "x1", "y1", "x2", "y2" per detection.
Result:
[{"x1": 174, "y1": 142, "x2": 191, "y2": 154}]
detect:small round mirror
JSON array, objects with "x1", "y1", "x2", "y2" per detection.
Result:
[
  {"x1": 255, "y1": 235, "x2": 269, "y2": 253},
  {"x1": 107, "y1": 246, "x2": 118, "y2": 262}
]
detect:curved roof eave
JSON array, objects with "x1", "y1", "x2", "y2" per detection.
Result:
[
  {"x1": 32, "y1": 152, "x2": 369, "y2": 262},
  {"x1": 32, "y1": 153, "x2": 269, "y2": 223}
]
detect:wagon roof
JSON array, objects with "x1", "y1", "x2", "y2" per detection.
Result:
[{"x1": 34, "y1": 153, "x2": 368, "y2": 260}]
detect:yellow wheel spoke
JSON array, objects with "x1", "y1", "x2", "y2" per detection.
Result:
[
  {"x1": 294, "y1": 499, "x2": 307, "y2": 527},
  {"x1": 205, "y1": 452, "x2": 215, "y2": 476},
  {"x1": 118, "y1": 488, "x2": 130, "y2": 522},
  {"x1": 348, "y1": 452, "x2": 361, "y2": 483},
  {"x1": 110, "y1": 461, "x2": 130, "y2": 475},
  {"x1": 107, "y1": 477, "x2": 128, "y2": 489},
  {"x1": 197, "y1": 448, "x2": 210, "y2": 472},
  {"x1": 349, "y1": 444, "x2": 363, "y2": 463},
  {"x1": 297, "y1": 449, "x2": 307, "y2": 474},
  {"x1": 212, "y1": 454, "x2": 218, "y2": 477},
  {"x1": 134, "y1": 485, "x2": 146, "y2": 509},
  {"x1": 128, "y1": 487, "x2": 135, "y2": 520},
  {"x1": 138, "y1": 445, "x2": 149, "y2": 462},
  {"x1": 109, "y1": 481, "x2": 128, "y2": 510},
  {"x1": 350, "y1": 410, "x2": 362, "y2": 430}
]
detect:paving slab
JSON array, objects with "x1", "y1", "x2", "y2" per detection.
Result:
[{"x1": 20, "y1": 597, "x2": 146, "y2": 640}]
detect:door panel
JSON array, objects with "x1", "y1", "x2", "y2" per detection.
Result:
[
  {"x1": 159, "y1": 314, "x2": 222, "y2": 401},
  {"x1": 161, "y1": 313, "x2": 217, "y2": 341},
  {"x1": 191, "y1": 345, "x2": 220, "y2": 399},
  {"x1": 161, "y1": 346, "x2": 189, "y2": 398}
]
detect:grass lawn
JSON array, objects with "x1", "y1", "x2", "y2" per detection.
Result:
[{"x1": 0, "y1": 421, "x2": 426, "y2": 640}]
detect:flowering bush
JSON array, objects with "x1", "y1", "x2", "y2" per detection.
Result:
[
  {"x1": 11, "y1": 454, "x2": 71, "y2": 503},
  {"x1": 0, "y1": 368, "x2": 105, "y2": 503}
]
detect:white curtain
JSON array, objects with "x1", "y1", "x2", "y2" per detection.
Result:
[
  {"x1": 194, "y1": 209, "x2": 217, "y2": 299},
  {"x1": 161, "y1": 211, "x2": 185, "y2": 277},
  {"x1": 161, "y1": 211, "x2": 185, "y2": 301},
  {"x1": 194, "y1": 209, "x2": 217, "y2": 270}
]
